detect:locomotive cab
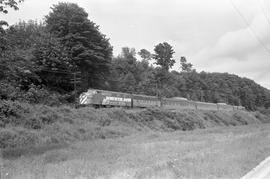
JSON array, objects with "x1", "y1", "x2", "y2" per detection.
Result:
[{"x1": 79, "y1": 89, "x2": 98, "y2": 105}]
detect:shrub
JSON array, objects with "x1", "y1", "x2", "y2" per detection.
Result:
[
  {"x1": 0, "y1": 82, "x2": 70, "y2": 106},
  {"x1": 0, "y1": 100, "x2": 30, "y2": 127},
  {"x1": 0, "y1": 100, "x2": 29, "y2": 117},
  {"x1": 0, "y1": 100, "x2": 60, "y2": 129},
  {"x1": 0, "y1": 128, "x2": 38, "y2": 149},
  {"x1": 0, "y1": 81, "x2": 21, "y2": 101},
  {"x1": 0, "y1": 102, "x2": 269, "y2": 152},
  {"x1": 0, "y1": 129, "x2": 18, "y2": 148},
  {"x1": 25, "y1": 116, "x2": 42, "y2": 129},
  {"x1": 257, "y1": 108, "x2": 270, "y2": 116}
]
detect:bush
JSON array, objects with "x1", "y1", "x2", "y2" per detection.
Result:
[
  {"x1": 0, "y1": 100, "x2": 29, "y2": 117},
  {"x1": 0, "y1": 128, "x2": 38, "y2": 149},
  {"x1": 0, "y1": 100, "x2": 60, "y2": 128},
  {"x1": 0, "y1": 82, "x2": 70, "y2": 106},
  {"x1": 25, "y1": 116, "x2": 42, "y2": 129},
  {"x1": 0, "y1": 100, "x2": 30, "y2": 127},
  {"x1": 0, "y1": 102, "x2": 269, "y2": 152},
  {"x1": 257, "y1": 108, "x2": 270, "y2": 116},
  {"x1": 0, "y1": 81, "x2": 22, "y2": 101}
]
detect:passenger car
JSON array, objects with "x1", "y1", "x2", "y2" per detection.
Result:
[{"x1": 79, "y1": 89, "x2": 245, "y2": 111}]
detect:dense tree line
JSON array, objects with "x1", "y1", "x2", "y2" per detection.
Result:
[
  {"x1": 1, "y1": 2, "x2": 270, "y2": 110},
  {"x1": 0, "y1": 2, "x2": 112, "y2": 103},
  {"x1": 109, "y1": 47, "x2": 270, "y2": 110}
]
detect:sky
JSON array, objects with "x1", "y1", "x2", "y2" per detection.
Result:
[{"x1": 1, "y1": 0, "x2": 270, "y2": 89}]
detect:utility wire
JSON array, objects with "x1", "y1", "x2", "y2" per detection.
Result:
[
  {"x1": 0, "y1": 64, "x2": 243, "y2": 96},
  {"x1": 229, "y1": 0, "x2": 270, "y2": 54},
  {"x1": 39, "y1": 68, "x2": 80, "y2": 74},
  {"x1": 0, "y1": 64, "x2": 78, "y2": 75},
  {"x1": 259, "y1": 0, "x2": 270, "y2": 27}
]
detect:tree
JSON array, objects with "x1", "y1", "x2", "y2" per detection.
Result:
[
  {"x1": 138, "y1": 49, "x2": 152, "y2": 61},
  {"x1": 0, "y1": 21, "x2": 9, "y2": 55},
  {"x1": 0, "y1": 0, "x2": 24, "y2": 55},
  {"x1": 110, "y1": 47, "x2": 137, "y2": 92},
  {"x1": 0, "y1": 0, "x2": 24, "y2": 33},
  {"x1": 45, "y1": 2, "x2": 113, "y2": 90},
  {"x1": 109, "y1": 47, "x2": 156, "y2": 94},
  {"x1": 0, "y1": 0, "x2": 24, "y2": 77},
  {"x1": 153, "y1": 42, "x2": 175, "y2": 71},
  {"x1": 121, "y1": 47, "x2": 136, "y2": 58},
  {"x1": 152, "y1": 42, "x2": 175, "y2": 98},
  {"x1": 121, "y1": 47, "x2": 136, "y2": 65},
  {"x1": 31, "y1": 31, "x2": 75, "y2": 92},
  {"x1": 0, "y1": 0, "x2": 23, "y2": 14},
  {"x1": 6, "y1": 20, "x2": 45, "y2": 49},
  {"x1": 0, "y1": 21, "x2": 46, "y2": 90},
  {"x1": 180, "y1": 56, "x2": 193, "y2": 72}
]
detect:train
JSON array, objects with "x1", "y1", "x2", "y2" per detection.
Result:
[{"x1": 79, "y1": 88, "x2": 245, "y2": 111}]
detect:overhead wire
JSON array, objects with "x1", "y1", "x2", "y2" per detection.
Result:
[
  {"x1": 0, "y1": 64, "x2": 238, "y2": 95},
  {"x1": 259, "y1": 0, "x2": 270, "y2": 27},
  {"x1": 229, "y1": 0, "x2": 270, "y2": 54},
  {"x1": 0, "y1": 63, "x2": 243, "y2": 100}
]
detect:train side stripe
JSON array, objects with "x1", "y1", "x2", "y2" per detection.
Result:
[
  {"x1": 81, "y1": 97, "x2": 88, "y2": 104},
  {"x1": 79, "y1": 95, "x2": 84, "y2": 103},
  {"x1": 80, "y1": 95, "x2": 88, "y2": 104}
]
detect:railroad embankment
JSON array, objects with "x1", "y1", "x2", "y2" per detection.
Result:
[{"x1": 0, "y1": 100, "x2": 269, "y2": 156}]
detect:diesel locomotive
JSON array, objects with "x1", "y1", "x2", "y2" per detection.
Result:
[{"x1": 79, "y1": 89, "x2": 245, "y2": 111}]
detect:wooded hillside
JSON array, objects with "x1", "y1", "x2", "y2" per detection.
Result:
[
  {"x1": 109, "y1": 52, "x2": 270, "y2": 110},
  {"x1": 1, "y1": 2, "x2": 270, "y2": 110}
]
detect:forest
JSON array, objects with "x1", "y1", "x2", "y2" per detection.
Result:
[{"x1": 1, "y1": 1, "x2": 270, "y2": 110}]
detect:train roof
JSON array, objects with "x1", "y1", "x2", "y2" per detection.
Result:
[
  {"x1": 132, "y1": 94, "x2": 158, "y2": 98},
  {"x1": 196, "y1": 101, "x2": 217, "y2": 105},
  {"x1": 87, "y1": 89, "x2": 132, "y2": 96},
  {"x1": 86, "y1": 89, "x2": 158, "y2": 98},
  {"x1": 171, "y1": 97, "x2": 188, "y2": 100},
  {"x1": 164, "y1": 97, "x2": 189, "y2": 102}
]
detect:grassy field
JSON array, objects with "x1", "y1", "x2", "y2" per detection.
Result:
[
  {"x1": 1, "y1": 100, "x2": 268, "y2": 151},
  {"x1": 2, "y1": 123, "x2": 270, "y2": 179}
]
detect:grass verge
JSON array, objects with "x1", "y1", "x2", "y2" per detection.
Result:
[
  {"x1": 2, "y1": 124, "x2": 270, "y2": 178},
  {"x1": 0, "y1": 100, "x2": 269, "y2": 159}
]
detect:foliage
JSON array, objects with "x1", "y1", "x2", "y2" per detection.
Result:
[
  {"x1": 0, "y1": 21, "x2": 72, "y2": 103},
  {"x1": 2, "y1": 21, "x2": 44, "y2": 88},
  {"x1": 0, "y1": 0, "x2": 24, "y2": 14},
  {"x1": 138, "y1": 49, "x2": 152, "y2": 61},
  {"x1": 121, "y1": 47, "x2": 136, "y2": 60},
  {"x1": 110, "y1": 47, "x2": 155, "y2": 94},
  {"x1": 172, "y1": 71, "x2": 270, "y2": 110},
  {"x1": 150, "y1": 42, "x2": 176, "y2": 97},
  {"x1": 0, "y1": 21, "x2": 9, "y2": 55},
  {"x1": 153, "y1": 42, "x2": 175, "y2": 71},
  {"x1": 6, "y1": 20, "x2": 45, "y2": 50},
  {"x1": 1, "y1": 2, "x2": 113, "y2": 103},
  {"x1": 0, "y1": 82, "x2": 67, "y2": 105},
  {"x1": 0, "y1": 2, "x2": 270, "y2": 111},
  {"x1": 0, "y1": 0, "x2": 24, "y2": 60},
  {"x1": 0, "y1": 101, "x2": 268, "y2": 150},
  {"x1": 45, "y1": 2, "x2": 113, "y2": 90},
  {"x1": 0, "y1": 100, "x2": 60, "y2": 129},
  {"x1": 0, "y1": 0, "x2": 24, "y2": 49},
  {"x1": 30, "y1": 29, "x2": 75, "y2": 92},
  {"x1": 108, "y1": 45, "x2": 270, "y2": 110},
  {"x1": 180, "y1": 56, "x2": 193, "y2": 72}
]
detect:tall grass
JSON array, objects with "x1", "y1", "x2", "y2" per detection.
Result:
[{"x1": 0, "y1": 100, "x2": 269, "y2": 157}]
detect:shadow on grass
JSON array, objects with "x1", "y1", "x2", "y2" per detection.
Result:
[{"x1": 1, "y1": 143, "x2": 69, "y2": 160}]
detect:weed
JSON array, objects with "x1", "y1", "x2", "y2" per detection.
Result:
[{"x1": 0, "y1": 100, "x2": 269, "y2": 153}]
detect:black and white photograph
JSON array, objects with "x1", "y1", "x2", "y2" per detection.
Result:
[{"x1": 1, "y1": 0, "x2": 270, "y2": 178}]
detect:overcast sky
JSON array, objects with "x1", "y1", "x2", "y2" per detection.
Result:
[{"x1": 1, "y1": 0, "x2": 270, "y2": 89}]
